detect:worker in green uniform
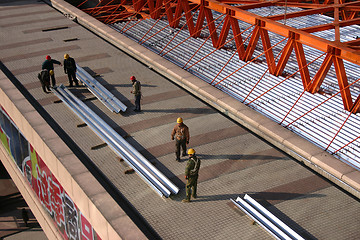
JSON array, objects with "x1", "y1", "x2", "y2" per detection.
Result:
[
  {"x1": 130, "y1": 76, "x2": 142, "y2": 112},
  {"x1": 182, "y1": 148, "x2": 201, "y2": 203}
]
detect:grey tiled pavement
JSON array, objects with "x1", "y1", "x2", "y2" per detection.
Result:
[{"x1": 1, "y1": 0, "x2": 360, "y2": 239}]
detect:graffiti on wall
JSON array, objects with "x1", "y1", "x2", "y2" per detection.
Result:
[{"x1": 0, "y1": 107, "x2": 101, "y2": 240}]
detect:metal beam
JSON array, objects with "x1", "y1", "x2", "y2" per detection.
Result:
[
  {"x1": 76, "y1": 64, "x2": 127, "y2": 113},
  {"x1": 52, "y1": 85, "x2": 179, "y2": 198}
]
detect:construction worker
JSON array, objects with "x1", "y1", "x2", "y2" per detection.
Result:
[
  {"x1": 130, "y1": 76, "x2": 141, "y2": 112},
  {"x1": 37, "y1": 69, "x2": 51, "y2": 93},
  {"x1": 171, "y1": 117, "x2": 190, "y2": 161},
  {"x1": 42, "y1": 55, "x2": 62, "y2": 87},
  {"x1": 21, "y1": 208, "x2": 29, "y2": 227},
  {"x1": 182, "y1": 148, "x2": 201, "y2": 203},
  {"x1": 63, "y1": 53, "x2": 79, "y2": 87}
]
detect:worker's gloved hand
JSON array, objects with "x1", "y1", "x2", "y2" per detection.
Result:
[{"x1": 171, "y1": 137, "x2": 174, "y2": 140}]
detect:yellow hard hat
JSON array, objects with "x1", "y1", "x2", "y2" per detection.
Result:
[
  {"x1": 177, "y1": 117, "x2": 183, "y2": 123},
  {"x1": 64, "y1": 54, "x2": 69, "y2": 59},
  {"x1": 49, "y1": 70, "x2": 54, "y2": 75},
  {"x1": 188, "y1": 148, "x2": 195, "y2": 155}
]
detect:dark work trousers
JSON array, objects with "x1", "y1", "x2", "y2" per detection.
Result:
[
  {"x1": 67, "y1": 70, "x2": 78, "y2": 86},
  {"x1": 135, "y1": 94, "x2": 141, "y2": 111},
  {"x1": 50, "y1": 74, "x2": 56, "y2": 87},
  {"x1": 175, "y1": 138, "x2": 187, "y2": 160},
  {"x1": 41, "y1": 80, "x2": 50, "y2": 92},
  {"x1": 185, "y1": 175, "x2": 198, "y2": 200}
]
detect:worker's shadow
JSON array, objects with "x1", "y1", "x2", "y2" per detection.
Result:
[
  {"x1": 141, "y1": 107, "x2": 215, "y2": 114},
  {"x1": 191, "y1": 191, "x2": 325, "y2": 203},
  {"x1": 196, "y1": 153, "x2": 289, "y2": 161},
  {"x1": 112, "y1": 83, "x2": 157, "y2": 88}
]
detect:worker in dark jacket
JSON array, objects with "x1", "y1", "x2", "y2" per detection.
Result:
[
  {"x1": 63, "y1": 53, "x2": 79, "y2": 87},
  {"x1": 42, "y1": 55, "x2": 62, "y2": 87},
  {"x1": 22, "y1": 208, "x2": 29, "y2": 227},
  {"x1": 182, "y1": 148, "x2": 201, "y2": 203},
  {"x1": 37, "y1": 69, "x2": 51, "y2": 93},
  {"x1": 130, "y1": 76, "x2": 141, "y2": 112}
]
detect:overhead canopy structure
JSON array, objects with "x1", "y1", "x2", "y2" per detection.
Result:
[{"x1": 79, "y1": 0, "x2": 360, "y2": 112}]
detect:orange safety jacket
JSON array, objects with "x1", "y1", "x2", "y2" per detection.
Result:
[{"x1": 171, "y1": 123, "x2": 190, "y2": 141}]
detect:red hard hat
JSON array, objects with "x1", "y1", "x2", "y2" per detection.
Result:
[
  {"x1": 46, "y1": 55, "x2": 51, "y2": 60},
  {"x1": 130, "y1": 76, "x2": 136, "y2": 81}
]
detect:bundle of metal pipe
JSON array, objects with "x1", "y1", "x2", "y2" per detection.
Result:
[{"x1": 52, "y1": 85, "x2": 179, "y2": 197}]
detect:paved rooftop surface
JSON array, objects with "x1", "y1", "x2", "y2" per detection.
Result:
[{"x1": 1, "y1": 0, "x2": 360, "y2": 239}]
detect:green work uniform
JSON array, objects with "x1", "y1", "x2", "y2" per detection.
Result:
[{"x1": 185, "y1": 155, "x2": 201, "y2": 200}]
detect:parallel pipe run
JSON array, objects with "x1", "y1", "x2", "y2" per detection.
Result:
[
  {"x1": 52, "y1": 84, "x2": 179, "y2": 198},
  {"x1": 76, "y1": 64, "x2": 127, "y2": 113},
  {"x1": 231, "y1": 194, "x2": 304, "y2": 240},
  {"x1": 243, "y1": 195, "x2": 305, "y2": 240}
]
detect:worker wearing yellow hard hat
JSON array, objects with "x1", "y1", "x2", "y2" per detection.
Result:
[
  {"x1": 63, "y1": 53, "x2": 79, "y2": 87},
  {"x1": 171, "y1": 117, "x2": 190, "y2": 161},
  {"x1": 182, "y1": 148, "x2": 201, "y2": 203}
]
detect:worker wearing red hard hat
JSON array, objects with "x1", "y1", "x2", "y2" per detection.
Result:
[
  {"x1": 130, "y1": 76, "x2": 142, "y2": 112},
  {"x1": 42, "y1": 55, "x2": 62, "y2": 87}
]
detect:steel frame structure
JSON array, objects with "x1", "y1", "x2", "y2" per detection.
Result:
[
  {"x1": 73, "y1": 0, "x2": 360, "y2": 168},
  {"x1": 79, "y1": 0, "x2": 360, "y2": 113}
]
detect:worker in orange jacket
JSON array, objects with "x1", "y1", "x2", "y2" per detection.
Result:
[{"x1": 171, "y1": 117, "x2": 190, "y2": 161}]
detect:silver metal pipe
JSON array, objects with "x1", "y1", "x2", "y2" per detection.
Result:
[
  {"x1": 244, "y1": 194, "x2": 305, "y2": 240},
  {"x1": 231, "y1": 197, "x2": 291, "y2": 240},
  {"x1": 52, "y1": 85, "x2": 179, "y2": 197},
  {"x1": 76, "y1": 64, "x2": 127, "y2": 113}
]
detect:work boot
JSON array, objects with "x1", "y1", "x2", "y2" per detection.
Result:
[
  {"x1": 182, "y1": 199, "x2": 191, "y2": 203},
  {"x1": 192, "y1": 194, "x2": 197, "y2": 199},
  {"x1": 176, "y1": 158, "x2": 180, "y2": 162},
  {"x1": 182, "y1": 152, "x2": 187, "y2": 157}
]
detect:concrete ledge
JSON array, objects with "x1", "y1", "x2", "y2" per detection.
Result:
[
  {"x1": 283, "y1": 136, "x2": 324, "y2": 161},
  {"x1": 48, "y1": 0, "x2": 360, "y2": 199},
  {"x1": 343, "y1": 171, "x2": 360, "y2": 190},
  {"x1": 312, "y1": 152, "x2": 355, "y2": 179}
]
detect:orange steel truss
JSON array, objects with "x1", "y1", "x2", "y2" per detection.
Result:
[{"x1": 81, "y1": 0, "x2": 360, "y2": 113}]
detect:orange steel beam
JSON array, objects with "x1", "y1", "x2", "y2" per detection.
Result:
[
  {"x1": 274, "y1": 39, "x2": 294, "y2": 76},
  {"x1": 265, "y1": 6, "x2": 334, "y2": 20},
  {"x1": 259, "y1": 27, "x2": 276, "y2": 74},
  {"x1": 186, "y1": 0, "x2": 360, "y2": 65},
  {"x1": 82, "y1": 0, "x2": 360, "y2": 112},
  {"x1": 351, "y1": 94, "x2": 360, "y2": 113},
  {"x1": 309, "y1": 53, "x2": 333, "y2": 93},
  {"x1": 229, "y1": 17, "x2": 246, "y2": 59},
  {"x1": 236, "y1": 0, "x2": 281, "y2": 10},
  {"x1": 333, "y1": 55, "x2": 353, "y2": 110},
  {"x1": 293, "y1": 40, "x2": 311, "y2": 90},
  {"x1": 345, "y1": 38, "x2": 360, "y2": 46},
  {"x1": 243, "y1": 25, "x2": 261, "y2": 61},
  {"x1": 301, "y1": 17, "x2": 360, "y2": 33}
]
